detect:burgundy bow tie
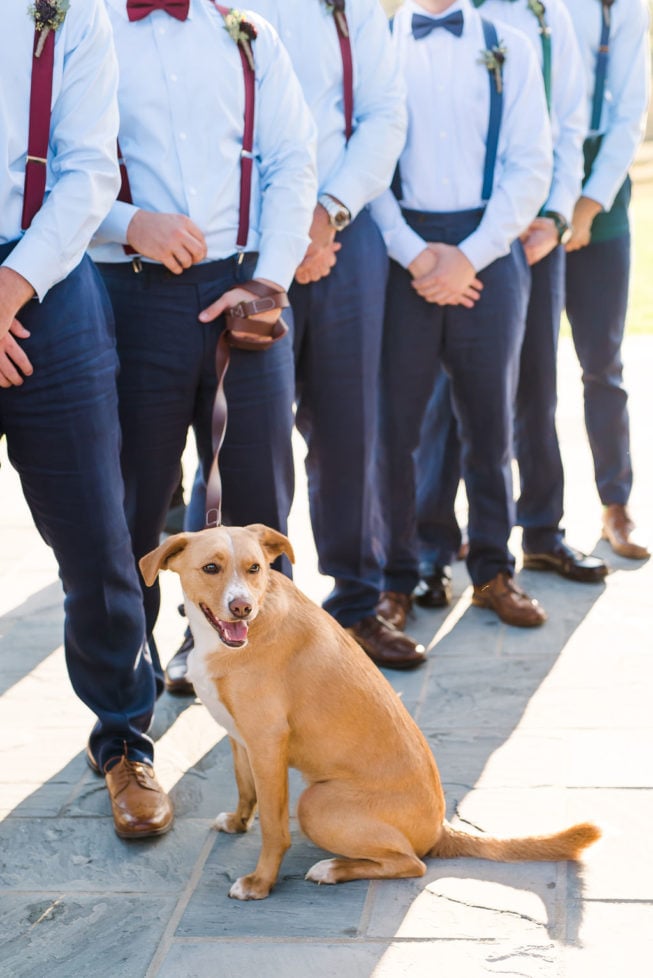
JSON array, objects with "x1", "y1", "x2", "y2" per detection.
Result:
[{"x1": 126, "y1": 0, "x2": 190, "y2": 22}]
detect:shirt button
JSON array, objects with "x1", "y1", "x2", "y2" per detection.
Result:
[
  {"x1": 442, "y1": 177, "x2": 450, "y2": 184},
  {"x1": 170, "y1": 73, "x2": 178, "y2": 82},
  {"x1": 179, "y1": 131, "x2": 187, "y2": 141},
  {"x1": 440, "y1": 131, "x2": 448, "y2": 139},
  {"x1": 158, "y1": 26, "x2": 166, "y2": 35},
  {"x1": 189, "y1": 187, "x2": 198, "y2": 196}
]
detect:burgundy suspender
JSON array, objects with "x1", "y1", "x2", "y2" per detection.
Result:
[
  {"x1": 214, "y1": 2, "x2": 256, "y2": 250},
  {"x1": 117, "y1": 2, "x2": 256, "y2": 255},
  {"x1": 22, "y1": 30, "x2": 55, "y2": 230},
  {"x1": 332, "y1": 3, "x2": 354, "y2": 142}
]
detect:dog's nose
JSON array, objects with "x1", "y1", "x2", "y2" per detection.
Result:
[{"x1": 229, "y1": 598, "x2": 252, "y2": 619}]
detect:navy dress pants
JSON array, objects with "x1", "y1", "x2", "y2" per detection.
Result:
[
  {"x1": 290, "y1": 209, "x2": 388, "y2": 627},
  {"x1": 0, "y1": 247, "x2": 155, "y2": 771},
  {"x1": 97, "y1": 254, "x2": 295, "y2": 657},
  {"x1": 382, "y1": 209, "x2": 529, "y2": 592},
  {"x1": 565, "y1": 233, "x2": 632, "y2": 505},
  {"x1": 516, "y1": 245, "x2": 566, "y2": 551},
  {"x1": 415, "y1": 365, "x2": 462, "y2": 572},
  {"x1": 416, "y1": 245, "x2": 566, "y2": 564}
]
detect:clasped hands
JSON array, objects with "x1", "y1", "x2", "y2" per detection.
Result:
[{"x1": 408, "y1": 243, "x2": 482, "y2": 308}]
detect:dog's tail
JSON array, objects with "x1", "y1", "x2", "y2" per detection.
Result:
[{"x1": 428, "y1": 819, "x2": 601, "y2": 862}]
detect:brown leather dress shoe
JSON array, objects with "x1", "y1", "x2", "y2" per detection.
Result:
[
  {"x1": 375, "y1": 590, "x2": 413, "y2": 631},
  {"x1": 523, "y1": 541, "x2": 608, "y2": 583},
  {"x1": 104, "y1": 756, "x2": 174, "y2": 839},
  {"x1": 601, "y1": 504, "x2": 650, "y2": 560},
  {"x1": 346, "y1": 615, "x2": 427, "y2": 670},
  {"x1": 164, "y1": 632, "x2": 195, "y2": 696},
  {"x1": 472, "y1": 571, "x2": 546, "y2": 627}
]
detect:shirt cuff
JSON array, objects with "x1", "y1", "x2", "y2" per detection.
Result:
[
  {"x1": 254, "y1": 238, "x2": 308, "y2": 292},
  {"x1": 321, "y1": 172, "x2": 374, "y2": 224},
  {"x1": 96, "y1": 201, "x2": 140, "y2": 247},
  {"x1": 386, "y1": 224, "x2": 427, "y2": 270},
  {"x1": 580, "y1": 172, "x2": 617, "y2": 214},
  {"x1": 458, "y1": 229, "x2": 508, "y2": 275},
  {"x1": 542, "y1": 186, "x2": 575, "y2": 226},
  {"x1": 2, "y1": 235, "x2": 63, "y2": 301}
]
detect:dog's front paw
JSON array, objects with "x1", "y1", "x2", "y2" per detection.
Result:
[
  {"x1": 214, "y1": 811, "x2": 249, "y2": 834},
  {"x1": 305, "y1": 859, "x2": 338, "y2": 884},
  {"x1": 228, "y1": 874, "x2": 272, "y2": 900}
]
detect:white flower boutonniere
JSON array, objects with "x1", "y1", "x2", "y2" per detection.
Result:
[
  {"x1": 223, "y1": 8, "x2": 258, "y2": 71},
  {"x1": 479, "y1": 40, "x2": 507, "y2": 94},
  {"x1": 28, "y1": 0, "x2": 70, "y2": 58}
]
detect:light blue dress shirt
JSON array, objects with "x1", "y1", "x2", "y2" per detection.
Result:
[
  {"x1": 0, "y1": 0, "x2": 120, "y2": 299},
  {"x1": 92, "y1": 0, "x2": 318, "y2": 290},
  {"x1": 480, "y1": 0, "x2": 587, "y2": 223},
  {"x1": 564, "y1": 0, "x2": 650, "y2": 211},
  {"x1": 247, "y1": 0, "x2": 407, "y2": 219},
  {"x1": 370, "y1": 0, "x2": 553, "y2": 273}
]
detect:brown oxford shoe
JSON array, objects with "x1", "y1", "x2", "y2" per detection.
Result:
[
  {"x1": 376, "y1": 590, "x2": 413, "y2": 631},
  {"x1": 104, "y1": 756, "x2": 174, "y2": 839},
  {"x1": 346, "y1": 615, "x2": 427, "y2": 670},
  {"x1": 472, "y1": 571, "x2": 546, "y2": 628},
  {"x1": 523, "y1": 541, "x2": 608, "y2": 583},
  {"x1": 164, "y1": 632, "x2": 195, "y2": 696},
  {"x1": 601, "y1": 504, "x2": 650, "y2": 560}
]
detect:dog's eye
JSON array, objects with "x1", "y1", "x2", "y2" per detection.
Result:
[
  {"x1": 202, "y1": 563, "x2": 221, "y2": 575},
  {"x1": 247, "y1": 563, "x2": 260, "y2": 574}
]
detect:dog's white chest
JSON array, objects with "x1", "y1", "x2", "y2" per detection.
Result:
[{"x1": 188, "y1": 648, "x2": 245, "y2": 746}]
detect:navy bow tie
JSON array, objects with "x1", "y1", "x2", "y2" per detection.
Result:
[{"x1": 411, "y1": 10, "x2": 464, "y2": 39}]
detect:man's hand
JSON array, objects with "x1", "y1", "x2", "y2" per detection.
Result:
[
  {"x1": 294, "y1": 203, "x2": 339, "y2": 285},
  {"x1": 126, "y1": 210, "x2": 207, "y2": 273},
  {"x1": 409, "y1": 244, "x2": 483, "y2": 308},
  {"x1": 565, "y1": 196, "x2": 603, "y2": 253},
  {"x1": 520, "y1": 216, "x2": 560, "y2": 266},
  {"x1": 0, "y1": 321, "x2": 34, "y2": 388},
  {"x1": 199, "y1": 278, "x2": 284, "y2": 324},
  {"x1": 0, "y1": 265, "x2": 35, "y2": 385}
]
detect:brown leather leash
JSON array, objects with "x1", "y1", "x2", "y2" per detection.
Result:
[{"x1": 205, "y1": 282, "x2": 289, "y2": 528}]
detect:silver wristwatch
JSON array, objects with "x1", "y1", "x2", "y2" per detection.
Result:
[{"x1": 318, "y1": 193, "x2": 351, "y2": 231}]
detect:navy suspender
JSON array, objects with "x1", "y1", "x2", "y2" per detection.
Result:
[
  {"x1": 480, "y1": 18, "x2": 503, "y2": 202},
  {"x1": 591, "y1": 1, "x2": 611, "y2": 132}
]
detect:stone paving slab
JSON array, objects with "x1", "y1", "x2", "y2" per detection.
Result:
[{"x1": 0, "y1": 336, "x2": 652, "y2": 977}]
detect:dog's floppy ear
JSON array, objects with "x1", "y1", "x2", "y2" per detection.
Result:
[
  {"x1": 139, "y1": 532, "x2": 193, "y2": 586},
  {"x1": 246, "y1": 524, "x2": 295, "y2": 565}
]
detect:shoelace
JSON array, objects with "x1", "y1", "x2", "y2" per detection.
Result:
[{"x1": 109, "y1": 758, "x2": 156, "y2": 794}]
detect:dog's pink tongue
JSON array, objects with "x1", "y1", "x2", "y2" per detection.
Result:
[{"x1": 221, "y1": 620, "x2": 248, "y2": 644}]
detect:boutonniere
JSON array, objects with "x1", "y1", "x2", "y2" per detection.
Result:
[
  {"x1": 323, "y1": 0, "x2": 348, "y2": 38},
  {"x1": 28, "y1": 0, "x2": 70, "y2": 57},
  {"x1": 527, "y1": 0, "x2": 550, "y2": 36},
  {"x1": 223, "y1": 8, "x2": 258, "y2": 70},
  {"x1": 479, "y1": 40, "x2": 507, "y2": 93}
]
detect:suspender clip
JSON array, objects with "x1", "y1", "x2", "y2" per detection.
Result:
[
  {"x1": 236, "y1": 249, "x2": 245, "y2": 266},
  {"x1": 26, "y1": 155, "x2": 47, "y2": 165},
  {"x1": 240, "y1": 149, "x2": 254, "y2": 159},
  {"x1": 131, "y1": 256, "x2": 143, "y2": 274}
]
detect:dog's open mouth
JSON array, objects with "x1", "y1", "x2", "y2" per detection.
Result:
[{"x1": 200, "y1": 603, "x2": 249, "y2": 648}]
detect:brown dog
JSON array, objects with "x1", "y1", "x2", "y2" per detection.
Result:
[{"x1": 140, "y1": 524, "x2": 600, "y2": 901}]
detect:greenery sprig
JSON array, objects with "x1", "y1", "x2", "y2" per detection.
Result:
[
  {"x1": 479, "y1": 41, "x2": 507, "y2": 94},
  {"x1": 223, "y1": 8, "x2": 258, "y2": 70},
  {"x1": 28, "y1": 0, "x2": 70, "y2": 58}
]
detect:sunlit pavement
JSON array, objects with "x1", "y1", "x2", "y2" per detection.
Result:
[{"x1": 1, "y1": 335, "x2": 651, "y2": 978}]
